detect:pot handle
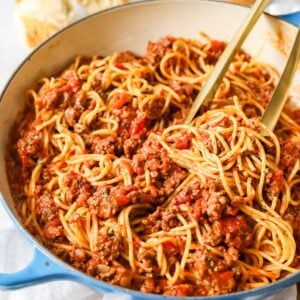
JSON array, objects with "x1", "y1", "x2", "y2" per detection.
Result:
[
  {"x1": 281, "y1": 11, "x2": 300, "y2": 26},
  {"x1": 0, "y1": 246, "x2": 75, "y2": 290},
  {"x1": 0, "y1": 246, "x2": 133, "y2": 299}
]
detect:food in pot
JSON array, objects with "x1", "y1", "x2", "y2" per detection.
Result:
[{"x1": 6, "y1": 34, "x2": 300, "y2": 296}]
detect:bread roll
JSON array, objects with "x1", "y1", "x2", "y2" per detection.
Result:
[{"x1": 15, "y1": 0, "x2": 128, "y2": 48}]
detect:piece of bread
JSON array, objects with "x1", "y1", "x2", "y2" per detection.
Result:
[
  {"x1": 226, "y1": 0, "x2": 254, "y2": 4},
  {"x1": 78, "y1": 0, "x2": 129, "y2": 14},
  {"x1": 15, "y1": 0, "x2": 129, "y2": 48}
]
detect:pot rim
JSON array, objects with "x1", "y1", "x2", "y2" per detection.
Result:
[{"x1": 0, "y1": 0, "x2": 299, "y2": 299}]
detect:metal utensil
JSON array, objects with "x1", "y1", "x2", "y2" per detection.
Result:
[
  {"x1": 184, "y1": 0, "x2": 270, "y2": 124},
  {"x1": 261, "y1": 27, "x2": 300, "y2": 131}
]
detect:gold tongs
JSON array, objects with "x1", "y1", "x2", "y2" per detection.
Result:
[
  {"x1": 184, "y1": 0, "x2": 300, "y2": 131},
  {"x1": 261, "y1": 28, "x2": 300, "y2": 131}
]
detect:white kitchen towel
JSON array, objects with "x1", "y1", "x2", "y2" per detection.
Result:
[{"x1": 267, "y1": 0, "x2": 300, "y2": 16}]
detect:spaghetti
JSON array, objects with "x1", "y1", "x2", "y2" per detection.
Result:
[{"x1": 6, "y1": 35, "x2": 300, "y2": 296}]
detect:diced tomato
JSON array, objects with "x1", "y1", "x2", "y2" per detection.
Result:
[
  {"x1": 111, "y1": 93, "x2": 131, "y2": 109},
  {"x1": 49, "y1": 218, "x2": 61, "y2": 227},
  {"x1": 67, "y1": 77, "x2": 80, "y2": 92},
  {"x1": 175, "y1": 133, "x2": 192, "y2": 149},
  {"x1": 130, "y1": 116, "x2": 149, "y2": 136},
  {"x1": 115, "y1": 195, "x2": 130, "y2": 206},
  {"x1": 192, "y1": 199, "x2": 202, "y2": 221},
  {"x1": 134, "y1": 240, "x2": 141, "y2": 248},
  {"x1": 69, "y1": 171, "x2": 78, "y2": 178},
  {"x1": 115, "y1": 62, "x2": 125, "y2": 69},
  {"x1": 210, "y1": 40, "x2": 224, "y2": 52},
  {"x1": 20, "y1": 153, "x2": 28, "y2": 168},
  {"x1": 218, "y1": 216, "x2": 248, "y2": 235},
  {"x1": 162, "y1": 241, "x2": 178, "y2": 255},
  {"x1": 175, "y1": 195, "x2": 191, "y2": 205},
  {"x1": 62, "y1": 70, "x2": 80, "y2": 92},
  {"x1": 162, "y1": 241, "x2": 174, "y2": 249},
  {"x1": 76, "y1": 197, "x2": 88, "y2": 207},
  {"x1": 269, "y1": 170, "x2": 284, "y2": 194},
  {"x1": 175, "y1": 138, "x2": 189, "y2": 149},
  {"x1": 80, "y1": 183, "x2": 91, "y2": 193}
]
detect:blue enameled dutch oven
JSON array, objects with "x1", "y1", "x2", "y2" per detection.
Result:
[{"x1": 0, "y1": 1, "x2": 299, "y2": 299}]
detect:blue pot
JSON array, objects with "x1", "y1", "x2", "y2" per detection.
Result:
[{"x1": 0, "y1": 1, "x2": 299, "y2": 299}]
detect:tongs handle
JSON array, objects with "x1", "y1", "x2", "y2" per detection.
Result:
[
  {"x1": 184, "y1": 0, "x2": 270, "y2": 124},
  {"x1": 261, "y1": 28, "x2": 300, "y2": 131}
]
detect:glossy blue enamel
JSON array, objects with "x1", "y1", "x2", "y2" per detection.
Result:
[{"x1": 281, "y1": 11, "x2": 300, "y2": 26}]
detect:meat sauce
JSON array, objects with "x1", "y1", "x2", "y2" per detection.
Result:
[{"x1": 6, "y1": 36, "x2": 300, "y2": 297}]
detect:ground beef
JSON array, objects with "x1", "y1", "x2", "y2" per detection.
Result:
[
  {"x1": 95, "y1": 226, "x2": 123, "y2": 261},
  {"x1": 112, "y1": 184, "x2": 155, "y2": 205},
  {"x1": 283, "y1": 205, "x2": 300, "y2": 253},
  {"x1": 110, "y1": 267, "x2": 133, "y2": 288},
  {"x1": 191, "y1": 180, "x2": 231, "y2": 222},
  {"x1": 64, "y1": 90, "x2": 87, "y2": 127},
  {"x1": 17, "y1": 128, "x2": 42, "y2": 168},
  {"x1": 64, "y1": 107, "x2": 77, "y2": 126},
  {"x1": 142, "y1": 206, "x2": 180, "y2": 233},
  {"x1": 88, "y1": 187, "x2": 118, "y2": 220},
  {"x1": 123, "y1": 137, "x2": 143, "y2": 158},
  {"x1": 291, "y1": 108, "x2": 300, "y2": 125},
  {"x1": 115, "y1": 51, "x2": 139, "y2": 65},
  {"x1": 111, "y1": 104, "x2": 137, "y2": 141},
  {"x1": 70, "y1": 247, "x2": 87, "y2": 263},
  {"x1": 43, "y1": 89, "x2": 68, "y2": 109},
  {"x1": 8, "y1": 35, "x2": 297, "y2": 297},
  {"x1": 86, "y1": 258, "x2": 132, "y2": 288},
  {"x1": 110, "y1": 106, "x2": 154, "y2": 157},
  {"x1": 205, "y1": 40, "x2": 226, "y2": 65},
  {"x1": 63, "y1": 171, "x2": 90, "y2": 204},
  {"x1": 136, "y1": 248, "x2": 158, "y2": 273},
  {"x1": 141, "y1": 97, "x2": 166, "y2": 119},
  {"x1": 90, "y1": 135, "x2": 117, "y2": 155},
  {"x1": 140, "y1": 277, "x2": 156, "y2": 294},
  {"x1": 264, "y1": 170, "x2": 284, "y2": 200},
  {"x1": 193, "y1": 246, "x2": 239, "y2": 295},
  {"x1": 164, "y1": 284, "x2": 194, "y2": 296},
  {"x1": 175, "y1": 179, "x2": 202, "y2": 203},
  {"x1": 280, "y1": 138, "x2": 300, "y2": 169},
  {"x1": 36, "y1": 193, "x2": 58, "y2": 224},
  {"x1": 170, "y1": 80, "x2": 194, "y2": 98},
  {"x1": 39, "y1": 70, "x2": 81, "y2": 109},
  {"x1": 210, "y1": 215, "x2": 253, "y2": 249},
  {"x1": 210, "y1": 270, "x2": 236, "y2": 295},
  {"x1": 43, "y1": 218, "x2": 64, "y2": 241},
  {"x1": 132, "y1": 138, "x2": 187, "y2": 202},
  {"x1": 147, "y1": 36, "x2": 174, "y2": 65}
]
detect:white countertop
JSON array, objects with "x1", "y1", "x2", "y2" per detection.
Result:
[{"x1": 0, "y1": 1, "x2": 297, "y2": 300}]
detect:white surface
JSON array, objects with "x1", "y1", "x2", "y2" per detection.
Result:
[
  {"x1": 267, "y1": 0, "x2": 300, "y2": 16},
  {"x1": 0, "y1": 1, "x2": 297, "y2": 300}
]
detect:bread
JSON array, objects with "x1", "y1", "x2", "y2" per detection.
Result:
[
  {"x1": 77, "y1": 0, "x2": 128, "y2": 14},
  {"x1": 15, "y1": 0, "x2": 129, "y2": 48}
]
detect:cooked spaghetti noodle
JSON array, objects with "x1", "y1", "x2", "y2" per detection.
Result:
[{"x1": 6, "y1": 35, "x2": 300, "y2": 296}]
